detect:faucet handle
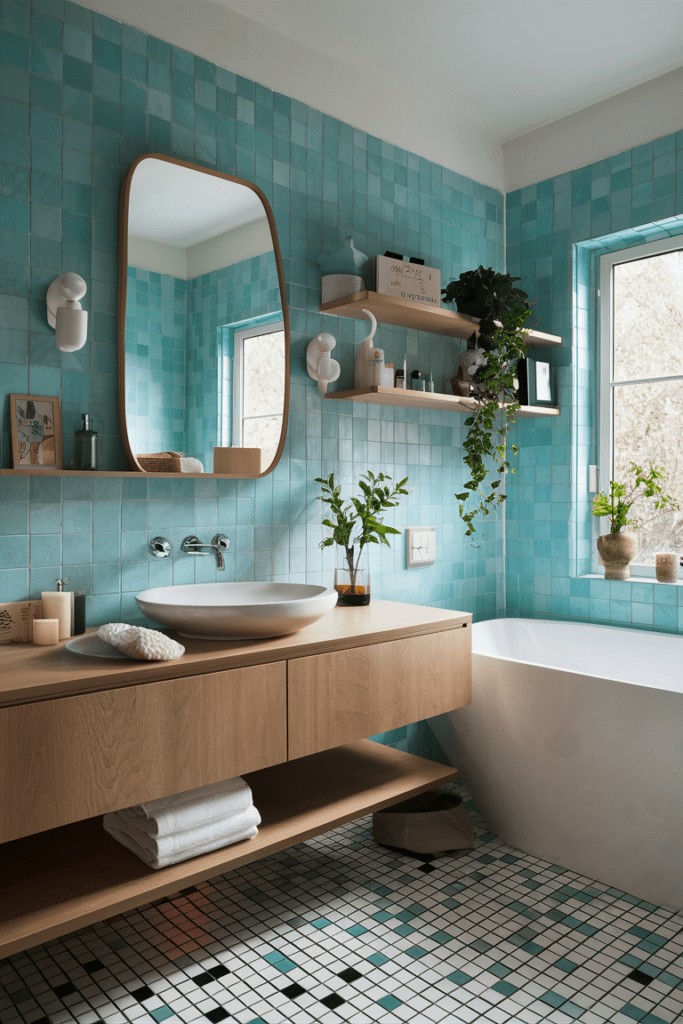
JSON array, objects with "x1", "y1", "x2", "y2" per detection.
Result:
[
  {"x1": 149, "y1": 536, "x2": 171, "y2": 558},
  {"x1": 181, "y1": 535, "x2": 204, "y2": 555}
]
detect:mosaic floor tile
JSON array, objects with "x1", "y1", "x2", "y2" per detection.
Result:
[{"x1": 1, "y1": 780, "x2": 682, "y2": 1023}]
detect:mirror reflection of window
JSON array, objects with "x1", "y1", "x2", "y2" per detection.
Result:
[
  {"x1": 121, "y1": 156, "x2": 288, "y2": 477},
  {"x1": 226, "y1": 320, "x2": 285, "y2": 472}
]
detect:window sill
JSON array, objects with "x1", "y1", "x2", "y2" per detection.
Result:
[{"x1": 580, "y1": 573, "x2": 683, "y2": 587}]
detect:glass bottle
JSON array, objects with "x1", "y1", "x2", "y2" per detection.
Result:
[{"x1": 73, "y1": 413, "x2": 98, "y2": 470}]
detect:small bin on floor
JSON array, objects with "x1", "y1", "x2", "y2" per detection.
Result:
[{"x1": 372, "y1": 791, "x2": 475, "y2": 854}]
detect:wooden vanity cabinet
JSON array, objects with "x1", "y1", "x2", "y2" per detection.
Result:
[
  {"x1": 0, "y1": 601, "x2": 471, "y2": 959},
  {"x1": 0, "y1": 664, "x2": 287, "y2": 844},
  {"x1": 288, "y1": 627, "x2": 470, "y2": 759}
]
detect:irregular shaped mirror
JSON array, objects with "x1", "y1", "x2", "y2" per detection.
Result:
[{"x1": 118, "y1": 154, "x2": 289, "y2": 477}]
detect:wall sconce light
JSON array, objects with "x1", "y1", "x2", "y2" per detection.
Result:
[
  {"x1": 47, "y1": 273, "x2": 88, "y2": 352},
  {"x1": 306, "y1": 331, "x2": 340, "y2": 396}
]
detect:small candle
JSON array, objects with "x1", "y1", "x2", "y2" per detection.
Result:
[
  {"x1": 41, "y1": 591, "x2": 71, "y2": 638},
  {"x1": 655, "y1": 552, "x2": 679, "y2": 583},
  {"x1": 33, "y1": 619, "x2": 60, "y2": 646}
]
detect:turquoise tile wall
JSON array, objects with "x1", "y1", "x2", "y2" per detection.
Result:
[
  {"x1": 186, "y1": 251, "x2": 281, "y2": 468},
  {"x1": 0, "y1": 0, "x2": 505, "y2": 757},
  {"x1": 125, "y1": 266, "x2": 187, "y2": 455},
  {"x1": 505, "y1": 131, "x2": 683, "y2": 633}
]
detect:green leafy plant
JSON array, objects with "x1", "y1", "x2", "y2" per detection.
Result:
[
  {"x1": 592, "y1": 463, "x2": 680, "y2": 534},
  {"x1": 455, "y1": 304, "x2": 531, "y2": 536},
  {"x1": 442, "y1": 265, "x2": 533, "y2": 349},
  {"x1": 316, "y1": 471, "x2": 408, "y2": 591}
]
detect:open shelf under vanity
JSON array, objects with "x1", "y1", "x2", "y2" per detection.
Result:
[{"x1": 0, "y1": 740, "x2": 458, "y2": 959}]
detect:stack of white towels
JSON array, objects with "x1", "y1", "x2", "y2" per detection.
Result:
[{"x1": 103, "y1": 776, "x2": 261, "y2": 870}]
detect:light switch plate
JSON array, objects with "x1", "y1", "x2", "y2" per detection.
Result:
[{"x1": 406, "y1": 526, "x2": 436, "y2": 568}]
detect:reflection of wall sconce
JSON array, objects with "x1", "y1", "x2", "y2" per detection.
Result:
[
  {"x1": 306, "y1": 331, "x2": 340, "y2": 396},
  {"x1": 47, "y1": 273, "x2": 88, "y2": 352}
]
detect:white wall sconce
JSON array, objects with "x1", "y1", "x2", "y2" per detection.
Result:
[
  {"x1": 47, "y1": 273, "x2": 88, "y2": 352},
  {"x1": 306, "y1": 331, "x2": 340, "y2": 396}
]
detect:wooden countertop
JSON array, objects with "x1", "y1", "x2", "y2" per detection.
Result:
[{"x1": 0, "y1": 600, "x2": 470, "y2": 707}]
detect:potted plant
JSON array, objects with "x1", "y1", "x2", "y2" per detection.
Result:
[
  {"x1": 442, "y1": 265, "x2": 533, "y2": 349},
  {"x1": 316, "y1": 471, "x2": 408, "y2": 605},
  {"x1": 592, "y1": 463, "x2": 680, "y2": 579},
  {"x1": 455, "y1": 303, "x2": 531, "y2": 536}
]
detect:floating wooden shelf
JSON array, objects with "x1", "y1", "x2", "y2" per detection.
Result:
[
  {"x1": 320, "y1": 291, "x2": 561, "y2": 346},
  {"x1": 0, "y1": 740, "x2": 458, "y2": 959},
  {"x1": 324, "y1": 385, "x2": 560, "y2": 418}
]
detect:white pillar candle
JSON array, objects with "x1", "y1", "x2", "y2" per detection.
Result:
[
  {"x1": 32, "y1": 618, "x2": 60, "y2": 646},
  {"x1": 655, "y1": 552, "x2": 679, "y2": 583},
  {"x1": 41, "y1": 591, "x2": 72, "y2": 638}
]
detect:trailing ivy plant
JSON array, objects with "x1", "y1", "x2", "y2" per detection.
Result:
[
  {"x1": 455, "y1": 303, "x2": 532, "y2": 536},
  {"x1": 442, "y1": 265, "x2": 533, "y2": 349},
  {"x1": 316, "y1": 471, "x2": 408, "y2": 590}
]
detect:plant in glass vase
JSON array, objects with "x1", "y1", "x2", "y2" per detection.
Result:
[
  {"x1": 592, "y1": 462, "x2": 680, "y2": 579},
  {"x1": 316, "y1": 471, "x2": 408, "y2": 605}
]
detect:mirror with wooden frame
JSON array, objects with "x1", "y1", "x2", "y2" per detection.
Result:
[{"x1": 118, "y1": 154, "x2": 289, "y2": 478}]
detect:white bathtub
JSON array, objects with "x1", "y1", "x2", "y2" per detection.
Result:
[{"x1": 432, "y1": 617, "x2": 683, "y2": 910}]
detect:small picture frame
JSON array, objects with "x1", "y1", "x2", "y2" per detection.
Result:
[
  {"x1": 10, "y1": 394, "x2": 63, "y2": 470},
  {"x1": 516, "y1": 358, "x2": 554, "y2": 407}
]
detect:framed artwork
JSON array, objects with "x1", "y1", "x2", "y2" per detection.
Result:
[
  {"x1": 516, "y1": 358, "x2": 555, "y2": 407},
  {"x1": 10, "y1": 394, "x2": 63, "y2": 469}
]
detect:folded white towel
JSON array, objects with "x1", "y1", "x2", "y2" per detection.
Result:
[
  {"x1": 119, "y1": 777, "x2": 254, "y2": 836},
  {"x1": 103, "y1": 808, "x2": 260, "y2": 869}
]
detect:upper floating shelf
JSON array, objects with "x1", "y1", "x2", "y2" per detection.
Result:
[{"x1": 319, "y1": 291, "x2": 561, "y2": 346}]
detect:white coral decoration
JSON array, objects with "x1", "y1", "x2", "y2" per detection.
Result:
[{"x1": 98, "y1": 623, "x2": 185, "y2": 661}]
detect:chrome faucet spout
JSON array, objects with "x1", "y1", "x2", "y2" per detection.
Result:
[{"x1": 181, "y1": 534, "x2": 230, "y2": 570}]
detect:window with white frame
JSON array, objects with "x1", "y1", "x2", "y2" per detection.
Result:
[
  {"x1": 230, "y1": 320, "x2": 285, "y2": 471},
  {"x1": 599, "y1": 236, "x2": 683, "y2": 572}
]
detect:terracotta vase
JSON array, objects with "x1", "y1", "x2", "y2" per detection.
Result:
[{"x1": 597, "y1": 532, "x2": 638, "y2": 580}]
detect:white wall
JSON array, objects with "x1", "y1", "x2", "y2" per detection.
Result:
[
  {"x1": 504, "y1": 65, "x2": 683, "y2": 192},
  {"x1": 77, "y1": 0, "x2": 504, "y2": 191},
  {"x1": 186, "y1": 218, "x2": 272, "y2": 278},
  {"x1": 128, "y1": 219, "x2": 272, "y2": 279},
  {"x1": 79, "y1": 0, "x2": 683, "y2": 196}
]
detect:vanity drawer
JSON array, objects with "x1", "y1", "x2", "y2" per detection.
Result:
[
  {"x1": 287, "y1": 626, "x2": 471, "y2": 760},
  {"x1": 0, "y1": 663, "x2": 286, "y2": 843}
]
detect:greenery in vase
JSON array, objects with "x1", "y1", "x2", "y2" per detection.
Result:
[
  {"x1": 316, "y1": 471, "x2": 409, "y2": 591},
  {"x1": 455, "y1": 303, "x2": 532, "y2": 536},
  {"x1": 592, "y1": 463, "x2": 680, "y2": 534},
  {"x1": 441, "y1": 265, "x2": 533, "y2": 349}
]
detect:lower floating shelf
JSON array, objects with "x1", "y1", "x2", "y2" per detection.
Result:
[
  {"x1": 0, "y1": 739, "x2": 458, "y2": 958},
  {"x1": 324, "y1": 386, "x2": 560, "y2": 418}
]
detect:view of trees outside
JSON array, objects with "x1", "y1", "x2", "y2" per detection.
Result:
[
  {"x1": 242, "y1": 329, "x2": 285, "y2": 470},
  {"x1": 612, "y1": 250, "x2": 683, "y2": 563}
]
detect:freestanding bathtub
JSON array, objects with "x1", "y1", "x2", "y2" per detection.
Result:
[{"x1": 431, "y1": 617, "x2": 683, "y2": 910}]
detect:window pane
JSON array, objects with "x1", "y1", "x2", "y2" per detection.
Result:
[
  {"x1": 613, "y1": 250, "x2": 683, "y2": 381},
  {"x1": 613, "y1": 380, "x2": 683, "y2": 563},
  {"x1": 243, "y1": 415, "x2": 282, "y2": 470},
  {"x1": 243, "y1": 330, "x2": 285, "y2": 417}
]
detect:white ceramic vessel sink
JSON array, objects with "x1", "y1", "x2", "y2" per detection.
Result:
[{"x1": 135, "y1": 582, "x2": 337, "y2": 639}]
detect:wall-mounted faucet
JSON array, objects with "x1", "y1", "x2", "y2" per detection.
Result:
[{"x1": 181, "y1": 534, "x2": 230, "y2": 571}]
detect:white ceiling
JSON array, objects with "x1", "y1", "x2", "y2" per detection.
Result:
[
  {"x1": 128, "y1": 158, "x2": 267, "y2": 247},
  {"x1": 218, "y1": 0, "x2": 683, "y2": 145}
]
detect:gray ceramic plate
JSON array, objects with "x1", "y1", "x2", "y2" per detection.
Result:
[{"x1": 65, "y1": 635, "x2": 129, "y2": 659}]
